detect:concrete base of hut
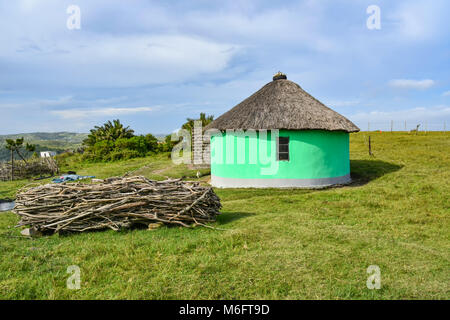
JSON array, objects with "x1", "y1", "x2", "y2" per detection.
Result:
[{"x1": 211, "y1": 174, "x2": 351, "y2": 189}]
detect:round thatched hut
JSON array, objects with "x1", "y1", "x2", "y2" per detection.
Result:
[{"x1": 206, "y1": 73, "x2": 360, "y2": 188}]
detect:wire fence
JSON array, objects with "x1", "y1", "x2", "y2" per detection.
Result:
[{"x1": 354, "y1": 121, "x2": 448, "y2": 132}]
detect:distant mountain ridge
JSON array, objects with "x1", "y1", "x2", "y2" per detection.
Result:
[
  {"x1": 0, "y1": 132, "x2": 88, "y2": 162},
  {"x1": 0, "y1": 132, "x2": 88, "y2": 142}
]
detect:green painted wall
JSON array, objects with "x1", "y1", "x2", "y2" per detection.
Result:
[{"x1": 210, "y1": 130, "x2": 349, "y2": 179}]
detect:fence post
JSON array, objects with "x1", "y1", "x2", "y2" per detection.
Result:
[
  {"x1": 10, "y1": 150, "x2": 14, "y2": 181},
  {"x1": 391, "y1": 120, "x2": 393, "y2": 133},
  {"x1": 404, "y1": 120, "x2": 406, "y2": 131}
]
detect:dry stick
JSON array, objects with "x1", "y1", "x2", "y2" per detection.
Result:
[
  {"x1": 13, "y1": 176, "x2": 222, "y2": 233},
  {"x1": 170, "y1": 188, "x2": 210, "y2": 221}
]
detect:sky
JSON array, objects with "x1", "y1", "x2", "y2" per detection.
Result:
[{"x1": 0, "y1": 0, "x2": 449, "y2": 134}]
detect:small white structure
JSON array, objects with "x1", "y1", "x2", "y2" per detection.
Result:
[{"x1": 40, "y1": 151, "x2": 56, "y2": 158}]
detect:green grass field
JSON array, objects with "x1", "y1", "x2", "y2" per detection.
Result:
[{"x1": 0, "y1": 132, "x2": 448, "y2": 299}]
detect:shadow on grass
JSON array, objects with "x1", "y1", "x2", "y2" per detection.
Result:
[
  {"x1": 216, "y1": 211, "x2": 255, "y2": 225},
  {"x1": 350, "y1": 159, "x2": 403, "y2": 187},
  {"x1": 0, "y1": 197, "x2": 14, "y2": 203}
]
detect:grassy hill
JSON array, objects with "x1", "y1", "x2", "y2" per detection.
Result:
[
  {"x1": 0, "y1": 132, "x2": 448, "y2": 299},
  {"x1": 0, "y1": 132, "x2": 88, "y2": 162}
]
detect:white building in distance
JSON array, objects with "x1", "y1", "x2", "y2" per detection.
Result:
[{"x1": 40, "y1": 151, "x2": 56, "y2": 158}]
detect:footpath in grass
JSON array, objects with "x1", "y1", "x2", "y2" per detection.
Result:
[{"x1": 0, "y1": 132, "x2": 448, "y2": 299}]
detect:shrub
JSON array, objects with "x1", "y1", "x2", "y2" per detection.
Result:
[
  {"x1": 74, "y1": 120, "x2": 180, "y2": 162},
  {"x1": 107, "y1": 149, "x2": 141, "y2": 161}
]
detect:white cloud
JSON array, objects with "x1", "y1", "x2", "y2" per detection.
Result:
[
  {"x1": 349, "y1": 105, "x2": 450, "y2": 130},
  {"x1": 51, "y1": 106, "x2": 157, "y2": 120},
  {"x1": 0, "y1": 1, "x2": 240, "y2": 88},
  {"x1": 0, "y1": 95, "x2": 133, "y2": 111},
  {"x1": 388, "y1": 79, "x2": 435, "y2": 90},
  {"x1": 442, "y1": 91, "x2": 450, "y2": 97},
  {"x1": 0, "y1": 1, "x2": 335, "y2": 90},
  {"x1": 182, "y1": 4, "x2": 337, "y2": 52},
  {"x1": 0, "y1": 34, "x2": 238, "y2": 87},
  {"x1": 18, "y1": 0, "x2": 40, "y2": 12},
  {"x1": 389, "y1": 0, "x2": 448, "y2": 41},
  {"x1": 0, "y1": 96, "x2": 74, "y2": 110}
]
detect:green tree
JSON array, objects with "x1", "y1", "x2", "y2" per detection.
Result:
[
  {"x1": 83, "y1": 119, "x2": 135, "y2": 147},
  {"x1": 145, "y1": 134, "x2": 159, "y2": 151},
  {"x1": 4, "y1": 138, "x2": 36, "y2": 180},
  {"x1": 181, "y1": 113, "x2": 214, "y2": 136},
  {"x1": 158, "y1": 134, "x2": 177, "y2": 153}
]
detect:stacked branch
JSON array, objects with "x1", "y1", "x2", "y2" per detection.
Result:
[
  {"x1": 13, "y1": 176, "x2": 221, "y2": 233},
  {"x1": 0, "y1": 158, "x2": 58, "y2": 181}
]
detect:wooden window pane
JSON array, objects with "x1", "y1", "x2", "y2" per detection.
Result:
[
  {"x1": 279, "y1": 137, "x2": 289, "y2": 145},
  {"x1": 277, "y1": 136, "x2": 289, "y2": 161},
  {"x1": 278, "y1": 152, "x2": 289, "y2": 161}
]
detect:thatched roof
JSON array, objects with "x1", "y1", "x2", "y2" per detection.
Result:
[{"x1": 206, "y1": 75, "x2": 360, "y2": 133}]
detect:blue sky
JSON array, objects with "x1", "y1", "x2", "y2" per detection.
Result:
[{"x1": 0, "y1": 0, "x2": 449, "y2": 134}]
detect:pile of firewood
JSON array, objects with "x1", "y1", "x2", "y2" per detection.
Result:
[
  {"x1": 0, "y1": 158, "x2": 58, "y2": 181},
  {"x1": 13, "y1": 176, "x2": 221, "y2": 233}
]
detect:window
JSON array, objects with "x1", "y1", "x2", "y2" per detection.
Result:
[{"x1": 277, "y1": 136, "x2": 289, "y2": 161}]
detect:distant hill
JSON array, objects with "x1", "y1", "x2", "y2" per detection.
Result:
[{"x1": 0, "y1": 132, "x2": 88, "y2": 162}]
